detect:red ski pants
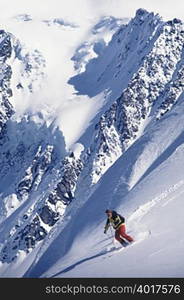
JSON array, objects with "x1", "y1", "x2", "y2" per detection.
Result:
[{"x1": 115, "y1": 224, "x2": 134, "y2": 243}]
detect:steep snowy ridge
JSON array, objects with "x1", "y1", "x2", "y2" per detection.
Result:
[
  {"x1": 0, "y1": 8, "x2": 184, "y2": 277},
  {"x1": 0, "y1": 29, "x2": 71, "y2": 263},
  {"x1": 157, "y1": 47, "x2": 184, "y2": 118},
  {"x1": 77, "y1": 12, "x2": 184, "y2": 186},
  {"x1": 69, "y1": 9, "x2": 163, "y2": 97},
  {"x1": 0, "y1": 151, "x2": 83, "y2": 263},
  {"x1": 71, "y1": 16, "x2": 127, "y2": 74},
  {"x1": 0, "y1": 30, "x2": 14, "y2": 136}
]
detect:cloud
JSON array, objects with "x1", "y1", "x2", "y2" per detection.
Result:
[
  {"x1": 0, "y1": 0, "x2": 91, "y2": 22},
  {"x1": 87, "y1": 0, "x2": 184, "y2": 21},
  {"x1": 0, "y1": 0, "x2": 184, "y2": 21}
]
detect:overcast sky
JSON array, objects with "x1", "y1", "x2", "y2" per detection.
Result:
[{"x1": 0, "y1": 0, "x2": 184, "y2": 22}]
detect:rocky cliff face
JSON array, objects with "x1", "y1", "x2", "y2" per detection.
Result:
[
  {"x1": 80, "y1": 11, "x2": 184, "y2": 185},
  {"x1": 0, "y1": 30, "x2": 14, "y2": 137},
  {"x1": 0, "y1": 9, "x2": 184, "y2": 267},
  {"x1": 0, "y1": 153, "x2": 83, "y2": 263}
]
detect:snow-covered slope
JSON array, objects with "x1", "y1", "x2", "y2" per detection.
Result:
[
  {"x1": 0, "y1": 8, "x2": 184, "y2": 277},
  {"x1": 24, "y1": 92, "x2": 184, "y2": 278}
]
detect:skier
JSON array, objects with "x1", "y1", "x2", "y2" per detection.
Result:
[{"x1": 104, "y1": 209, "x2": 134, "y2": 246}]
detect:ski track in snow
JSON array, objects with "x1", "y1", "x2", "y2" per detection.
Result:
[
  {"x1": 128, "y1": 180, "x2": 184, "y2": 224},
  {"x1": 38, "y1": 163, "x2": 184, "y2": 277},
  {"x1": 48, "y1": 230, "x2": 150, "y2": 278},
  {"x1": 48, "y1": 231, "x2": 149, "y2": 278}
]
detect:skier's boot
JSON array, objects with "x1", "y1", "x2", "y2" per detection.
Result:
[
  {"x1": 120, "y1": 239, "x2": 129, "y2": 247},
  {"x1": 129, "y1": 239, "x2": 134, "y2": 244}
]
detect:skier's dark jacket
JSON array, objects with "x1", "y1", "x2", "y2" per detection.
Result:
[{"x1": 104, "y1": 211, "x2": 125, "y2": 232}]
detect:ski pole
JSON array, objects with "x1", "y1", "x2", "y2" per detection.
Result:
[{"x1": 110, "y1": 224, "x2": 116, "y2": 246}]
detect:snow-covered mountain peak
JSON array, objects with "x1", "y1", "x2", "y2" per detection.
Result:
[
  {"x1": 135, "y1": 7, "x2": 155, "y2": 19},
  {"x1": 68, "y1": 8, "x2": 162, "y2": 98},
  {"x1": 13, "y1": 14, "x2": 33, "y2": 22},
  {"x1": 42, "y1": 18, "x2": 78, "y2": 29},
  {"x1": 92, "y1": 15, "x2": 128, "y2": 34}
]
